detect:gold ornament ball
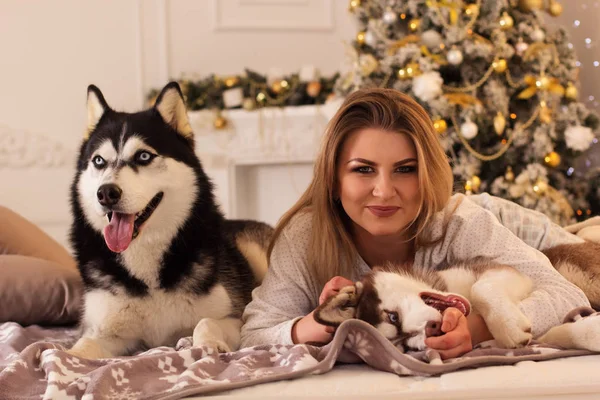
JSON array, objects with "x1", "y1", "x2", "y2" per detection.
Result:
[
  {"x1": 519, "y1": 0, "x2": 544, "y2": 12},
  {"x1": 548, "y1": 1, "x2": 563, "y2": 16},
  {"x1": 147, "y1": 95, "x2": 158, "y2": 107},
  {"x1": 242, "y1": 98, "x2": 255, "y2": 111},
  {"x1": 433, "y1": 119, "x2": 448, "y2": 134},
  {"x1": 397, "y1": 68, "x2": 408, "y2": 80},
  {"x1": 536, "y1": 76, "x2": 551, "y2": 90},
  {"x1": 533, "y1": 180, "x2": 548, "y2": 194},
  {"x1": 408, "y1": 18, "x2": 421, "y2": 32},
  {"x1": 271, "y1": 79, "x2": 289, "y2": 94},
  {"x1": 256, "y1": 92, "x2": 267, "y2": 104},
  {"x1": 405, "y1": 62, "x2": 421, "y2": 78},
  {"x1": 306, "y1": 81, "x2": 322, "y2": 98},
  {"x1": 505, "y1": 167, "x2": 515, "y2": 182},
  {"x1": 224, "y1": 76, "x2": 240, "y2": 88},
  {"x1": 493, "y1": 59, "x2": 507, "y2": 73},
  {"x1": 349, "y1": 0, "x2": 361, "y2": 12},
  {"x1": 544, "y1": 151, "x2": 561, "y2": 167},
  {"x1": 213, "y1": 115, "x2": 228, "y2": 130},
  {"x1": 471, "y1": 175, "x2": 482, "y2": 191},
  {"x1": 499, "y1": 12, "x2": 514, "y2": 30},
  {"x1": 465, "y1": 4, "x2": 479, "y2": 16},
  {"x1": 356, "y1": 31, "x2": 366, "y2": 45},
  {"x1": 565, "y1": 82, "x2": 578, "y2": 100}
]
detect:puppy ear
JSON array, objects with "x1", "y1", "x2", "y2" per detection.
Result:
[
  {"x1": 154, "y1": 81, "x2": 193, "y2": 139},
  {"x1": 314, "y1": 282, "x2": 363, "y2": 327},
  {"x1": 85, "y1": 85, "x2": 110, "y2": 140}
]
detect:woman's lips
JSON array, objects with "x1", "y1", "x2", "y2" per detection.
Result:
[{"x1": 367, "y1": 206, "x2": 400, "y2": 217}]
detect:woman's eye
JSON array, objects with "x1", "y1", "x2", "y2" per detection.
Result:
[
  {"x1": 92, "y1": 155, "x2": 106, "y2": 169},
  {"x1": 135, "y1": 151, "x2": 155, "y2": 165},
  {"x1": 396, "y1": 165, "x2": 417, "y2": 174},
  {"x1": 387, "y1": 311, "x2": 399, "y2": 324},
  {"x1": 353, "y1": 166, "x2": 374, "y2": 174}
]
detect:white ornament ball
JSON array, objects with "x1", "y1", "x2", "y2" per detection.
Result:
[
  {"x1": 515, "y1": 40, "x2": 529, "y2": 56},
  {"x1": 383, "y1": 10, "x2": 398, "y2": 25},
  {"x1": 530, "y1": 28, "x2": 545, "y2": 42},
  {"x1": 565, "y1": 125, "x2": 595, "y2": 152},
  {"x1": 364, "y1": 30, "x2": 377, "y2": 47},
  {"x1": 447, "y1": 48, "x2": 464, "y2": 65},
  {"x1": 460, "y1": 119, "x2": 479, "y2": 139},
  {"x1": 422, "y1": 30, "x2": 443, "y2": 49},
  {"x1": 412, "y1": 71, "x2": 444, "y2": 102}
]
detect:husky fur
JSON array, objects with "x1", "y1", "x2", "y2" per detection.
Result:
[
  {"x1": 67, "y1": 82, "x2": 273, "y2": 359},
  {"x1": 315, "y1": 242, "x2": 600, "y2": 352}
]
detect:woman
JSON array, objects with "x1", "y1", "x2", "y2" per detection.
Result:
[{"x1": 240, "y1": 87, "x2": 589, "y2": 359}]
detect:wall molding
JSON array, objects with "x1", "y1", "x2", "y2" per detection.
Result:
[
  {"x1": 213, "y1": 0, "x2": 334, "y2": 31},
  {"x1": 0, "y1": 124, "x2": 75, "y2": 169}
]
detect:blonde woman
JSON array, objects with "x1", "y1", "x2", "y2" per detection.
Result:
[{"x1": 240, "y1": 87, "x2": 589, "y2": 359}]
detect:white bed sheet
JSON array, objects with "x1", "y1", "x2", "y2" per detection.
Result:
[{"x1": 189, "y1": 354, "x2": 600, "y2": 400}]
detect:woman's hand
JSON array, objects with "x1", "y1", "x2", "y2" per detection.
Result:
[
  {"x1": 424, "y1": 307, "x2": 472, "y2": 359},
  {"x1": 318, "y1": 276, "x2": 354, "y2": 305},
  {"x1": 292, "y1": 276, "x2": 355, "y2": 345}
]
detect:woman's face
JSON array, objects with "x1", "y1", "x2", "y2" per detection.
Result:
[{"x1": 336, "y1": 128, "x2": 420, "y2": 238}]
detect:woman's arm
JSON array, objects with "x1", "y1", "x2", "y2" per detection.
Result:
[{"x1": 240, "y1": 218, "x2": 327, "y2": 348}]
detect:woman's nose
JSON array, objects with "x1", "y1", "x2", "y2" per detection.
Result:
[{"x1": 372, "y1": 176, "x2": 395, "y2": 199}]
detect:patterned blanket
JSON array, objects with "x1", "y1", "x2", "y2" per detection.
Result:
[{"x1": 1, "y1": 309, "x2": 599, "y2": 400}]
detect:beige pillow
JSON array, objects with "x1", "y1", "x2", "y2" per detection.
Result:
[
  {"x1": 0, "y1": 255, "x2": 83, "y2": 325},
  {"x1": 0, "y1": 205, "x2": 82, "y2": 326}
]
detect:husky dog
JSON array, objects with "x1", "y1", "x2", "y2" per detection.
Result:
[
  {"x1": 315, "y1": 242, "x2": 600, "y2": 352},
  {"x1": 67, "y1": 82, "x2": 273, "y2": 359}
]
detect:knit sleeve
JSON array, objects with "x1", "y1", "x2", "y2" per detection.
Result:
[
  {"x1": 240, "y1": 215, "x2": 320, "y2": 348},
  {"x1": 422, "y1": 195, "x2": 591, "y2": 337}
]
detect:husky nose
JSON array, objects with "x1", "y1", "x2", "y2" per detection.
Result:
[
  {"x1": 425, "y1": 320, "x2": 443, "y2": 337},
  {"x1": 97, "y1": 184, "x2": 122, "y2": 207}
]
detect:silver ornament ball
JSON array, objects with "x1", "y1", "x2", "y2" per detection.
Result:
[
  {"x1": 447, "y1": 48, "x2": 464, "y2": 65},
  {"x1": 460, "y1": 119, "x2": 479, "y2": 139},
  {"x1": 422, "y1": 30, "x2": 443, "y2": 49},
  {"x1": 383, "y1": 10, "x2": 398, "y2": 25}
]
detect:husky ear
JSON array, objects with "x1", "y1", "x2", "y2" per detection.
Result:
[
  {"x1": 154, "y1": 82, "x2": 193, "y2": 139},
  {"x1": 314, "y1": 282, "x2": 363, "y2": 327},
  {"x1": 85, "y1": 85, "x2": 110, "y2": 139}
]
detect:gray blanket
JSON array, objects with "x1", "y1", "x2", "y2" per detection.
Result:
[{"x1": 1, "y1": 308, "x2": 599, "y2": 400}]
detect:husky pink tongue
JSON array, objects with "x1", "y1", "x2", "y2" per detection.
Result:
[{"x1": 103, "y1": 213, "x2": 135, "y2": 253}]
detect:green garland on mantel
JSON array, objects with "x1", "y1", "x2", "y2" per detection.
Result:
[{"x1": 146, "y1": 68, "x2": 340, "y2": 112}]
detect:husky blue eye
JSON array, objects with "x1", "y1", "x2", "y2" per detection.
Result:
[
  {"x1": 92, "y1": 155, "x2": 106, "y2": 168},
  {"x1": 135, "y1": 151, "x2": 155, "y2": 165},
  {"x1": 387, "y1": 311, "x2": 399, "y2": 324}
]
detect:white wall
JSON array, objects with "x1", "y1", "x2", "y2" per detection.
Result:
[{"x1": 1, "y1": 0, "x2": 598, "y2": 250}]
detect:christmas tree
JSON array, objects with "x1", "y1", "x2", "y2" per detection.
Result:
[{"x1": 335, "y1": 0, "x2": 600, "y2": 226}]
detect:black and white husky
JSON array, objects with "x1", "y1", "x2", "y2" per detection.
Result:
[
  {"x1": 67, "y1": 82, "x2": 273, "y2": 359},
  {"x1": 315, "y1": 242, "x2": 600, "y2": 352}
]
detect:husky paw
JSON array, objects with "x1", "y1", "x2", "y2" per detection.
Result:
[
  {"x1": 193, "y1": 337, "x2": 231, "y2": 353},
  {"x1": 484, "y1": 305, "x2": 533, "y2": 348},
  {"x1": 539, "y1": 315, "x2": 600, "y2": 351},
  {"x1": 66, "y1": 338, "x2": 114, "y2": 360}
]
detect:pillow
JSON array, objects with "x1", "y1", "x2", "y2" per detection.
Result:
[{"x1": 0, "y1": 255, "x2": 83, "y2": 326}]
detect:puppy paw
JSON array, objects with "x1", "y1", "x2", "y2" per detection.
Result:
[
  {"x1": 193, "y1": 336, "x2": 231, "y2": 353},
  {"x1": 67, "y1": 337, "x2": 114, "y2": 360},
  {"x1": 485, "y1": 305, "x2": 533, "y2": 349}
]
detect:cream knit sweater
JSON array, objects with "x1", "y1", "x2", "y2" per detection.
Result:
[{"x1": 240, "y1": 193, "x2": 588, "y2": 348}]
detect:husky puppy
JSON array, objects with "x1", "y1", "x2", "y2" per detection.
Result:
[
  {"x1": 315, "y1": 242, "x2": 600, "y2": 352},
  {"x1": 67, "y1": 82, "x2": 273, "y2": 359}
]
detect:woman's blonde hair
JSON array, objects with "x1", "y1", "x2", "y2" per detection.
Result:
[{"x1": 268, "y1": 87, "x2": 454, "y2": 286}]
